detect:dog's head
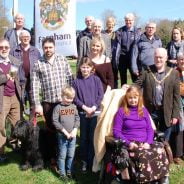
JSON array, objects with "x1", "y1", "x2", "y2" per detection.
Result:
[{"x1": 13, "y1": 120, "x2": 33, "y2": 140}]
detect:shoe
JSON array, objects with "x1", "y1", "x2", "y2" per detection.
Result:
[
  {"x1": 59, "y1": 174, "x2": 68, "y2": 182},
  {"x1": 81, "y1": 161, "x2": 87, "y2": 173},
  {"x1": 173, "y1": 157, "x2": 183, "y2": 165},
  {"x1": 0, "y1": 155, "x2": 7, "y2": 163}
]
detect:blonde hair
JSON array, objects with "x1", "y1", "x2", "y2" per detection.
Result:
[
  {"x1": 90, "y1": 37, "x2": 105, "y2": 56},
  {"x1": 61, "y1": 86, "x2": 75, "y2": 99},
  {"x1": 121, "y1": 85, "x2": 144, "y2": 117}
]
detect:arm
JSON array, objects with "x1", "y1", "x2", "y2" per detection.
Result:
[
  {"x1": 171, "y1": 71, "x2": 180, "y2": 123},
  {"x1": 131, "y1": 42, "x2": 139, "y2": 75},
  {"x1": 113, "y1": 108, "x2": 130, "y2": 145},
  {"x1": 70, "y1": 107, "x2": 80, "y2": 138},
  {"x1": 106, "y1": 60, "x2": 114, "y2": 89},
  {"x1": 64, "y1": 57, "x2": 74, "y2": 86},
  {"x1": 144, "y1": 108, "x2": 154, "y2": 144},
  {"x1": 30, "y1": 62, "x2": 41, "y2": 107},
  {"x1": 105, "y1": 35, "x2": 112, "y2": 60}
]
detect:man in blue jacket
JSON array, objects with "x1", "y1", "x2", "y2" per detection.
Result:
[{"x1": 131, "y1": 22, "x2": 162, "y2": 76}]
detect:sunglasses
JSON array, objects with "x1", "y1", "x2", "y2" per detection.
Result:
[{"x1": 0, "y1": 46, "x2": 10, "y2": 50}]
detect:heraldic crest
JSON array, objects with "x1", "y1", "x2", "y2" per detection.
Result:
[{"x1": 39, "y1": 0, "x2": 70, "y2": 30}]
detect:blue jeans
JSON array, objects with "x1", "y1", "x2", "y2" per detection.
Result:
[
  {"x1": 79, "y1": 114, "x2": 97, "y2": 168},
  {"x1": 151, "y1": 110, "x2": 172, "y2": 141},
  {"x1": 57, "y1": 133, "x2": 76, "y2": 175}
]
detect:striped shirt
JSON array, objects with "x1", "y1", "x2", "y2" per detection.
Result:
[{"x1": 31, "y1": 54, "x2": 73, "y2": 105}]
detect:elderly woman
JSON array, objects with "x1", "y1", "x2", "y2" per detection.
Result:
[
  {"x1": 89, "y1": 37, "x2": 114, "y2": 92},
  {"x1": 167, "y1": 27, "x2": 184, "y2": 68}
]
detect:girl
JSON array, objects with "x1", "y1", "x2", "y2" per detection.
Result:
[
  {"x1": 73, "y1": 57, "x2": 104, "y2": 172},
  {"x1": 113, "y1": 85, "x2": 169, "y2": 183},
  {"x1": 89, "y1": 37, "x2": 114, "y2": 92}
]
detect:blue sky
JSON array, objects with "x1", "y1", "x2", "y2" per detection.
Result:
[{"x1": 4, "y1": 0, "x2": 184, "y2": 30}]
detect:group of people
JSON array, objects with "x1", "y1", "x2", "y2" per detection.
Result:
[{"x1": 0, "y1": 11, "x2": 184, "y2": 183}]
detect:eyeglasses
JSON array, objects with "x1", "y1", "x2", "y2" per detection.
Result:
[{"x1": 0, "y1": 46, "x2": 10, "y2": 50}]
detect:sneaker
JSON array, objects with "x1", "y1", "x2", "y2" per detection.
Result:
[{"x1": 81, "y1": 161, "x2": 87, "y2": 173}]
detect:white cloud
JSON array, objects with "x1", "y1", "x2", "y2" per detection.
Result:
[{"x1": 77, "y1": 0, "x2": 103, "y2": 3}]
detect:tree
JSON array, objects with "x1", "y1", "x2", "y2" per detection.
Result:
[{"x1": 0, "y1": 0, "x2": 12, "y2": 38}]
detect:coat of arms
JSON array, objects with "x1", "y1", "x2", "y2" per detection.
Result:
[{"x1": 39, "y1": 0, "x2": 70, "y2": 30}]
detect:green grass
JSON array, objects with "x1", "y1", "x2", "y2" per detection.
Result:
[{"x1": 1, "y1": 60, "x2": 184, "y2": 183}]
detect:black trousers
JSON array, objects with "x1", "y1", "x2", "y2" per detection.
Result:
[
  {"x1": 42, "y1": 102, "x2": 59, "y2": 160},
  {"x1": 118, "y1": 54, "x2": 137, "y2": 85}
]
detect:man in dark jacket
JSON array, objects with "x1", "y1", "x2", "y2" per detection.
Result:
[
  {"x1": 0, "y1": 39, "x2": 22, "y2": 161},
  {"x1": 135, "y1": 48, "x2": 180, "y2": 141},
  {"x1": 115, "y1": 13, "x2": 141, "y2": 85}
]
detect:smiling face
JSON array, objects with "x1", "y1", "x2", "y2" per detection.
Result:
[
  {"x1": 126, "y1": 91, "x2": 139, "y2": 107},
  {"x1": 85, "y1": 16, "x2": 94, "y2": 30},
  {"x1": 106, "y1": 17, "x2": 115, "y2": 32},
  {"x1": 43, "y1": 41, "x2": 55, "y2": 59},
  {"x1": 0, "y1": 40, "x2": 10, "y2": 59},
  {"x1": 80, "y1": 63, "x2": 93, "y2": 78},
  {"x1": 154, "y1": 48, "x2": 167, "y2": 71},
  {"x1": 145, "y1": 23, "x2": 156, "y2": 38},
  {"x1": 91, "y1": 41, "x2": 102, "y2": 55},
  {"x1": 92, "y1": 20, "x2": 102, "y2": 36},
  {"x1": 125, "y1": 18, "x2": 134, "y2": 29},
  {"x1": 20, "y1": 31, "x2": 31, "y2": 47},
  {"x1": 15, "y1": 14, "x2": 24, "y2": 29}
]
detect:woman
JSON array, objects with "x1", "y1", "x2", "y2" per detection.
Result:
[
  {"x1": 167, "y1": 27, "x2": 184, "y2": 67},
  {"x1": 89, "y1": 37, "x2": 114, "y2": 92},
  {"x1": 113, "y1": 85, "x2": 169, "y2": 183},
  {"x1": 103, "y1": 17, "x2": 118, "y2": 88}
]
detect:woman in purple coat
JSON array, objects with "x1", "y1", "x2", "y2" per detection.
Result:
[{"x1": 113, "y1": 85, "x2": 169, "y2": 183}]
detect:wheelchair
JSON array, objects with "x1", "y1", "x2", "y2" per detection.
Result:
[{"x1": 98, "y1": 133, "x2": 171, "y2": 184}]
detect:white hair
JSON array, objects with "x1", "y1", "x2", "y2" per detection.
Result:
[
  {"x1": 146, "y1": 22, "x2": 156, "y2": 28},
  {"x1": 124, "y1": 13, "x2": 135, "y2": 20},
  {"x1": 85, "y1": 16, "x2": 94, "y2": 21},
  {"x1": 91, "y1": 19, "x2": 103, "y2": 28},
  {"x1": 19, "y1": 30, "x2": 31, "y2": 39}
]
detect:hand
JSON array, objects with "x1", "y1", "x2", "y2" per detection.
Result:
[
  {"x1": 129, "y1": 142, "x2": 138, "y2": 150},
  {"x1": 171, "y1": 118, "x2": 178, "y2": 125},
  {"x1": 141, "y1": 143, "x2": 150, "y2": 149},
  {"x1": 82, "y1": 105, "x2": 94, "y2": 117},
  {"x1": 35, "y1": 105, "x2": 43, "y2": 116},
  {"x1": 6, "y1": 74, "x2": 14, "y2": 81},
  {"x1": 70, "y1": 128, "x2": 77, "y2": 138},
  {"x1": 133, "y1": 71, "x2": 139, "y2": 76},
  {"x1": 62, "y1": 128, "x2": 71, "y2": 139},
  {"x1": 169, "y1": 59, "x2": 177, "y2": 64}
]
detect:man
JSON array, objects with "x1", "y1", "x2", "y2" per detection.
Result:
[
  {"x1": 135, "y1": 48, "x2": 180, "y2": 141},
  {"x1": 4, "y1": 13, "x2": 31, "y2": 49},
  {"x1": 78, "y1": 19, "x2": 112, "y2": 61},
  {"x1": 10, "y1": 30, "x2": 41, "y2": 119},
  {"x1": 0, "y1": 39, "x2": 21, "y2": 161},
  {"x1": 76, "y1": 16, "x2": 94, "y2": 55},
  {"x1": 131, "y1": 22, "x2": 162, "y2": 76},
  {"x1": 115, "y1": 13, "x2": 141, "y2": 85},
  {"x1": 31, "y1": 37, "x2": 73, "y2": 165}
]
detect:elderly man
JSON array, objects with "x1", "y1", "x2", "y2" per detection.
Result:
[
  {"x1": 31, "y1": 37, "x2": 73, "y2": 166},
  {"x1": 135, "y1": 48, "x2": 180, "y2": 141},
  {"x1": 131, "y1": 22, "x2": 162, "y2": 76},
  {"x1": 0, "y1": 39, "x2": 21, "y2": 161},
  {"x1": 76, "y1": 16, "x2": 94, "y2": 54},
  {"x1": 4, "y1": 13, "x2": 31, "y2": 49},
  {"x1": 115, "y1": 13, "x2": 141, "y2": 85},
  {"x1": 78, "y1": 19, "x2": 111, "y2": 61},
  {"x1": 10, "y1": 30, "x2": 41, "y2": 119}
]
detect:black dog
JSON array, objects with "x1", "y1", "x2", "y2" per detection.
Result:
[{"x1": 13, "y1": 120, "x2": 46, "y2": 171}]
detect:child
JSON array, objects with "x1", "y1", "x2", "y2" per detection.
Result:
[
  {"x1": 52, "y1": 86, "x2": 80, "y2": 181},
  {"x1": 73, "y1": 57, "x2": 104, "y2": 172}
]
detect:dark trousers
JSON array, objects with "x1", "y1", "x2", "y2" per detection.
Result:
[
  {"x1": 79, "y1": 114, "x2": 97, "y2": 169},
  {"x1": 42, "y1": 102, "x2": 59, "y2": 160},
  {"x1": 170, "y1": 131, "x2": 183, "y2": 158},
  {"x1": 118, "y1": 54, "x2": 137, "y2": 85},
  {"x1": 151, "y1": 110, "x2": 172, "y2": 141}
]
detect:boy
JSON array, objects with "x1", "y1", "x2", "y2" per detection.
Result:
[{"x1": 52, "y1": 86, "x2": 80, "y2": 181}]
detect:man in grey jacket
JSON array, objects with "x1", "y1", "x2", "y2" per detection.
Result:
[
  {"x1": 131, "y1": 22, "x2": 162, "y2": 76},
  {"x1": 78, "y1": 19, "x2": 111, "y2": 62}
]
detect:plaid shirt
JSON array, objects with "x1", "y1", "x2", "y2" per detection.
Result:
[{"x1": 31, "y1": 54, "x2": 73, "y2": 105}]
